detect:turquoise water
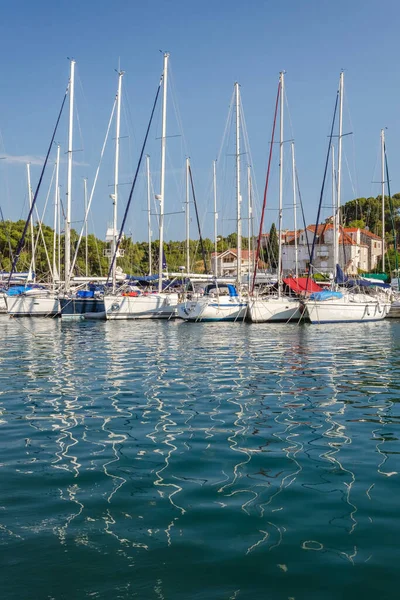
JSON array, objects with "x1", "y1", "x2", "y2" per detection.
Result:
[{"x1": 1, "y1": 317, "x2": 400, "y2": 599}]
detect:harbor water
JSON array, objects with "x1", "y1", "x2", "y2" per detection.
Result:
[{"x1": 1, "y1": 317, "x2": 399, "y2": 599}]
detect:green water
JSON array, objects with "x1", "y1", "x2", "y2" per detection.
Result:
[{"x1": 0, "y1": 318, "x2": 399, "y2": 599}]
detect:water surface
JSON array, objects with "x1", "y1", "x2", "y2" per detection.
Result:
[{"x1": 1, "y1": 317, "x2": 399, "y2": 599}]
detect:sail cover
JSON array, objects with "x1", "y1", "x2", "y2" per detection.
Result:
[{"x1": 283, "y1": 277, "x2": 323, "y2": 294}]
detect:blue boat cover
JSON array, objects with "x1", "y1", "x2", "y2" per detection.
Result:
[
  {"x1": 336, "y1": 265, "x2": 390, "y2": 289},
  {"x1": 77, "y1": 290, "x2": 94, "y2": 298},
  {"x1": 309, "y1": 290, "x2": 343, "y2": 301}
]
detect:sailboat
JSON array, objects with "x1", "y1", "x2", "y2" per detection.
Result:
[
  {"x1": 60, "y1": 68, "x2": 126, "y2": 320},
  {"x1": 248, "y1": 72, "x2": 302, "y2": 323},
  {"x1": 303, "y1": 73, "x2": 391, "y2": 323},
  {"x1": 103, "y1": 53, "x2": 179, "y2": 320},
  {"x1": 6, "y1": 71, "x2": 71, "y2": 317},
  {"x1": 178, "y1": 82, "x2": 247, "y2": 322}
]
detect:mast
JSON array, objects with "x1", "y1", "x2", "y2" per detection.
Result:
[
  {"x1": 291, "y1": 142, "x2": 298, "y2": 280},
  {"x1": 213, "y1": 160, "x2": 218, "y2": 276},
  {"x1": 381, "y1": 128, "x2": 385, "y2": 273},
  {"x1": 235, "y1": 82, "x2": 242, "y2": 288},
  {"x1": 146, "y1": 155, "x2": 152, "y2": 276},
  {"x1": 158, "y1": 52, "x2": 169, "y2": 293},
  {"x1": 65, "y1": 58, "x2": 75, "y2": 291},
  {"x1": 111, "y1": 69, "x2": 124, "y2": 292},
  {"x1": 26, "y1": 163, "x2": 36, "y2": 279},
  {"x1": 53, "y1": 144, "x2": 60, "y2": 287},
  {"x1": 336, "y1": 71, "x2": 344, "y2": 275},
  {"x1": 332, "y1": 144, "x2": 337, "y2": 277},
  {"x1": 84, "y1": 177, "x2": 88, "y2": 277},
  {"x1": 277, "y1": 71, "x2": 284, "y2": 297},
  {"x1": 185, "y1": 157, "x2": 190, "y2": 274},
  {"x1": 58, "y1": 184, "x2": 61, "y2": 283},
  {"x1": 247, "y1": 164, "x2": 252, "y2": 287}
]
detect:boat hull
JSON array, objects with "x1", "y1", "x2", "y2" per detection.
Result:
[
  {"x1": 104, "y1": 293, "x2": 179, "y2": 320},
  {"x1": 304, "y1": 297, "x2": 390, "y2": 323},
  {"x1": 6, "y1": 295, "x2": 60, "y2": 317},
  {"x1": 177, "y1": 298, "x2": 248, "y2": 322},
  {"x1": 60, "y1": 297, "x2": 106, "y2": 320},
  {"x1": 247, "y1": 297, "x2": 302, "y2": 323}
]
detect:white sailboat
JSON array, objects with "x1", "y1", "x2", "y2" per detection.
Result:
[
  {"x1": 104, "y1": 52, "x2": 179, "y2": 320},
  {"x1": 303, "y1": 73, "x2": 391, "y2": 324},
  {"x1": 248, "y1": 72, "x2": 302, "y2": 323},
  {"x1": 6, "y1": 133, "x2": 66, "y2": 317},
  {"x1": 178, "y1": 82, "x2": 247, "y2": 322}
]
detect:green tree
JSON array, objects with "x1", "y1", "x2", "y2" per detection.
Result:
[{"x1": 268, "y1": 222, "x2": 279, "y2": 269}]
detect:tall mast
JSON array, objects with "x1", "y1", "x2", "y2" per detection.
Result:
[
  {"x1": 58, "y1": 184, "x2": 61, "y2": 283},
  {"x1": 146, "y1": 155, "x2": 152, "y2": 276},
  {"x1": 26, "y1": 163, "x2": 36, "y2": 279},
  {"x1": 84, "y1": 177, "x2": 88, "y2": 277},
  {"x1": 332, "y1": 144, "x2": 337, "y2": 275},
  {"x1": 291, "y1": 142, "x2": 298, "y2": 280},
  {"x1": 65, "y1": 58, "x2": 75, "y2": 291},
  {"x1": 53, "y1": 144, "x2": 60, "y2": 287},
  {"x1": 235, "y1": 82, "x2": 242, "y2": 288},
  {"x1": 158, "y1": 52, "x2": 169, "y2": 293},
  {"x1": 277, "y1": 71, "x2": 284, "y2": 297},
  {"x1": 213, "y1": 160, "x2": 218, "y2": 276},
  {"x1": 336, "y1": 71, "x2": 344, "y2": 274},
  {"x1": 381, "y1": 128, "x2": 385, "y2": 273},
  {"x1": 185, "y1": 157, "x2": 190, "y2": 274},
  {"x1": 247, "y1": 164, "x2": 252, "y2": 287},
  {"x1": 111, "y1": 69, "x2": 124, "y2": 292}
]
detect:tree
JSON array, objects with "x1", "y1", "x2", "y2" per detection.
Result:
[{"x1": 268, "y1": 223, "x2": 279, "y2": 269}]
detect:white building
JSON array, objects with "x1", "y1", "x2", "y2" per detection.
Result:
[
  {"x1": 281, "y1": 224, "x2": 383, "y2": 276},
  {"x1": 211, "y1": 248, "x2": 264, "y2": 277}
]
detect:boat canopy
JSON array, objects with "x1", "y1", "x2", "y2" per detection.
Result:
[
  {"x1": 283, "y1": 277, "x2": 322, "y2": 294},
  {"x1": 336, "y1": 265, "x2": 390, "y2": 289},
  {"x1": 205, "y1": 283, "x2": 238, "y2": 297},
  {"x1": 309, "y1": 290, "x2": 343, "y2": 301}
]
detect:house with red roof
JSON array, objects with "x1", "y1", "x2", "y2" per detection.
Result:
[
  {"x1": 280, "y1": 224, "x2": 383, "y2": 275},
  {"x1": 211, "y1": 249, "x2": 265, "y2": 277}
]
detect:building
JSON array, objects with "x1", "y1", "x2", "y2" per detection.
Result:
[
  {"x1": 211, "y1": 248, "x2": 265, "y2": 277},
  {"x1": 281, "y1": 224, "x2": 383, "y2": 275}
]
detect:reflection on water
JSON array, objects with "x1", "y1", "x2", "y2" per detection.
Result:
[{"x1": 0, "y1": 317, "x2": 400, "y2": 599}]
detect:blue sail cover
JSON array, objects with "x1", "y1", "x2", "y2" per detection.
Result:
[{"x1": 335, "y1": 264, "x2": 390, "y2": 289}]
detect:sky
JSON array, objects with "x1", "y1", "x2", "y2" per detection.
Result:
[{"x1": 0, "y1": 0, "x2": 399, "y2": 244}]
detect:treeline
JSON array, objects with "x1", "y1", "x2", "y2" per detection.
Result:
[
  {"x1": 0, "y1": 221, "x2": 254, "y2": 280},
  {"x1": 2, "y1": 193, "x2": 399, "y2": 280}
]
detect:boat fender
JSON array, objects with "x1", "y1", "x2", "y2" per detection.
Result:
[{"x1": 366, "y1": 305, "x2": 370, "y2": 316}]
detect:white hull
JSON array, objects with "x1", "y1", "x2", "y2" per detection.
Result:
[
  {"x1": 304, "y1": 295, "x2": 390, "y2": 323},
  {"x1": 104, "y1": 293, "x2": 179, "y2": 320},
  {"x1": 177, "y1": 297, "x2": 247, "y2": 322},
  {"x1": 0, "y1": 293, "x2": 7, "y2": 313},
  {"x1": 6, "y1": 295, "x2": 60, "y2": 317},
  {"x1": 248, "y1": 297, "x2": 302, "y2": 323}
]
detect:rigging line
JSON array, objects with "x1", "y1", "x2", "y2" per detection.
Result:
[
  {"x1": 168, "y1": 63, "x2": 189, "y2": 158},
  {"x1": 384, "y1": 143, "x2": 398, "y2": 274},
  {"x1": 0, "y1": 204, "x2": 14, "y2": 263},
  {"x1": 106, "y1": 73, "x2": 163, "y2": 284},
  {"x1": 8, "y1": 81, "x2": 69, "y2": 287},
  {"x1": 188, "y1": 164, "x2": 208, "y2": 273},
  {"x1": 31, "y1": 162, "x2": 57, "y2": 280},
  {"x1": 295, "y1": 165, "x2": 311, "y2": 258},
  {"x1": 69, "y1": 96, "x2": 117, "y2": 278},
  {"x1": 305, "y1": 90, "x2": 339, "y2": 293},
  {"x1": 251, "y1": 79, "x2": 281, "y2": 294},
  {"x1": 217, "y1": 89, "x2": 236, "y2": 164}
]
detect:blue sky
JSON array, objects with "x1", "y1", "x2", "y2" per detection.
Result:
[{"x1": 0, "y1": 0, "x2": 399, "y2": 243}]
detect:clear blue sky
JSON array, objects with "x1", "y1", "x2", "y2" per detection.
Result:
[{"x1": 0, "y1": 0, "x2": 399, "y2": 243}]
